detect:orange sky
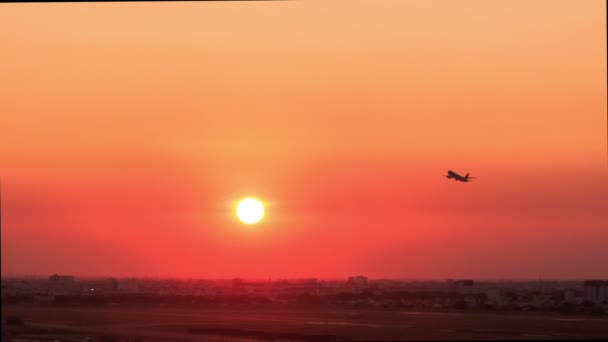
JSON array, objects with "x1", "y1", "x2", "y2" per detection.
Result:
[{"x1": 1, "y1": 0, "x2": 606, "y2": 279}]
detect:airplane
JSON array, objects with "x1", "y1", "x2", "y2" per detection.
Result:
[{"x1": 445, "y1": 170, "x2": 476, "y2": 182}]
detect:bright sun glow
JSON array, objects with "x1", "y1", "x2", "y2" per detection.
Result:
[{"x1": 236, "y1": 198, "x2": 265, "y2": 224}]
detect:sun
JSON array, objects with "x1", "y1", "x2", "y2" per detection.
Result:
[{"x1": 236, "y1": 198, "x2": 265, "y2": 224}]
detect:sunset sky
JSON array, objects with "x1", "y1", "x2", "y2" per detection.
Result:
[{"x1": 1, "y1": 0, "x2": 606, "y2": 279}]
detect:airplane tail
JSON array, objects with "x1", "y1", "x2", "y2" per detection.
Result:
[{"x1": 465, "y1": 173, "x2": 469, "y2": 180}]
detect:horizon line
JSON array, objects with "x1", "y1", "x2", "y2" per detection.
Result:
[{"x1": 2, "y1": 273, "x2": 605, "y2": 282}]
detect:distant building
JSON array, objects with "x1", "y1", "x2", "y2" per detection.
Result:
[
  {"x1": 564, "y1": 289, "x2": 584, "y2": 303},
  {"x1": 117, "y1": 278, "x2": 139, "y2": 292},
  {"x1": 297, "y1": 278, "x2": 318, "y2": 285},
  {"x1": 48, "y1": 274, "x2": 76, "y2": 295},
  {"x1": 447, "y1": 279, "x2": 475, "y2": 295},
  {"x1": 347, "y1": 276, "x2": 368, "y2": 287},
  {"x1": 486, "y1": 288, "x2": 502, "y2": 303},
  {"x1": 49, "y1": 274, "x2": 75, "y2": 283},
  {"x1": 584, "y1": 280, "x2": 608, "y2": 303},
  {"x1": 448, "y1": 279, "x2": 474, "y2": 286},
  {"x1": 108, "y1": 278, "x2": 119, "y2": 291}
]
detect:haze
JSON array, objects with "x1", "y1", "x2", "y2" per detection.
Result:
[{"x1": 1, "y1": 0, "x2": 606, "y2": 279}]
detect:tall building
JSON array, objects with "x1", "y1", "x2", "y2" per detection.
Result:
[{"x1": 584, "y1": 280, "x2": 608, "y2": 303}]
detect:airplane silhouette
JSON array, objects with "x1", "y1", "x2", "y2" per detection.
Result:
[{"x1": 445, "y1": 170, "x2": 476, "y2": 182}]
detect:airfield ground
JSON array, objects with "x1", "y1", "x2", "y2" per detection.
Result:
[{"x1": 3, "y1": 305, "x2": 608, "y2": 341}]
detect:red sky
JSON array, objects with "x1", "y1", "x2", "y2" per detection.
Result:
[{"x1": 1, "y1": 0, "x2": 606, "y2": 279}]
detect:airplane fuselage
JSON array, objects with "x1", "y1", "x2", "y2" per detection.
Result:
[{"x1": 446, "y1": 170, "x2": 471, "y2": 182}]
